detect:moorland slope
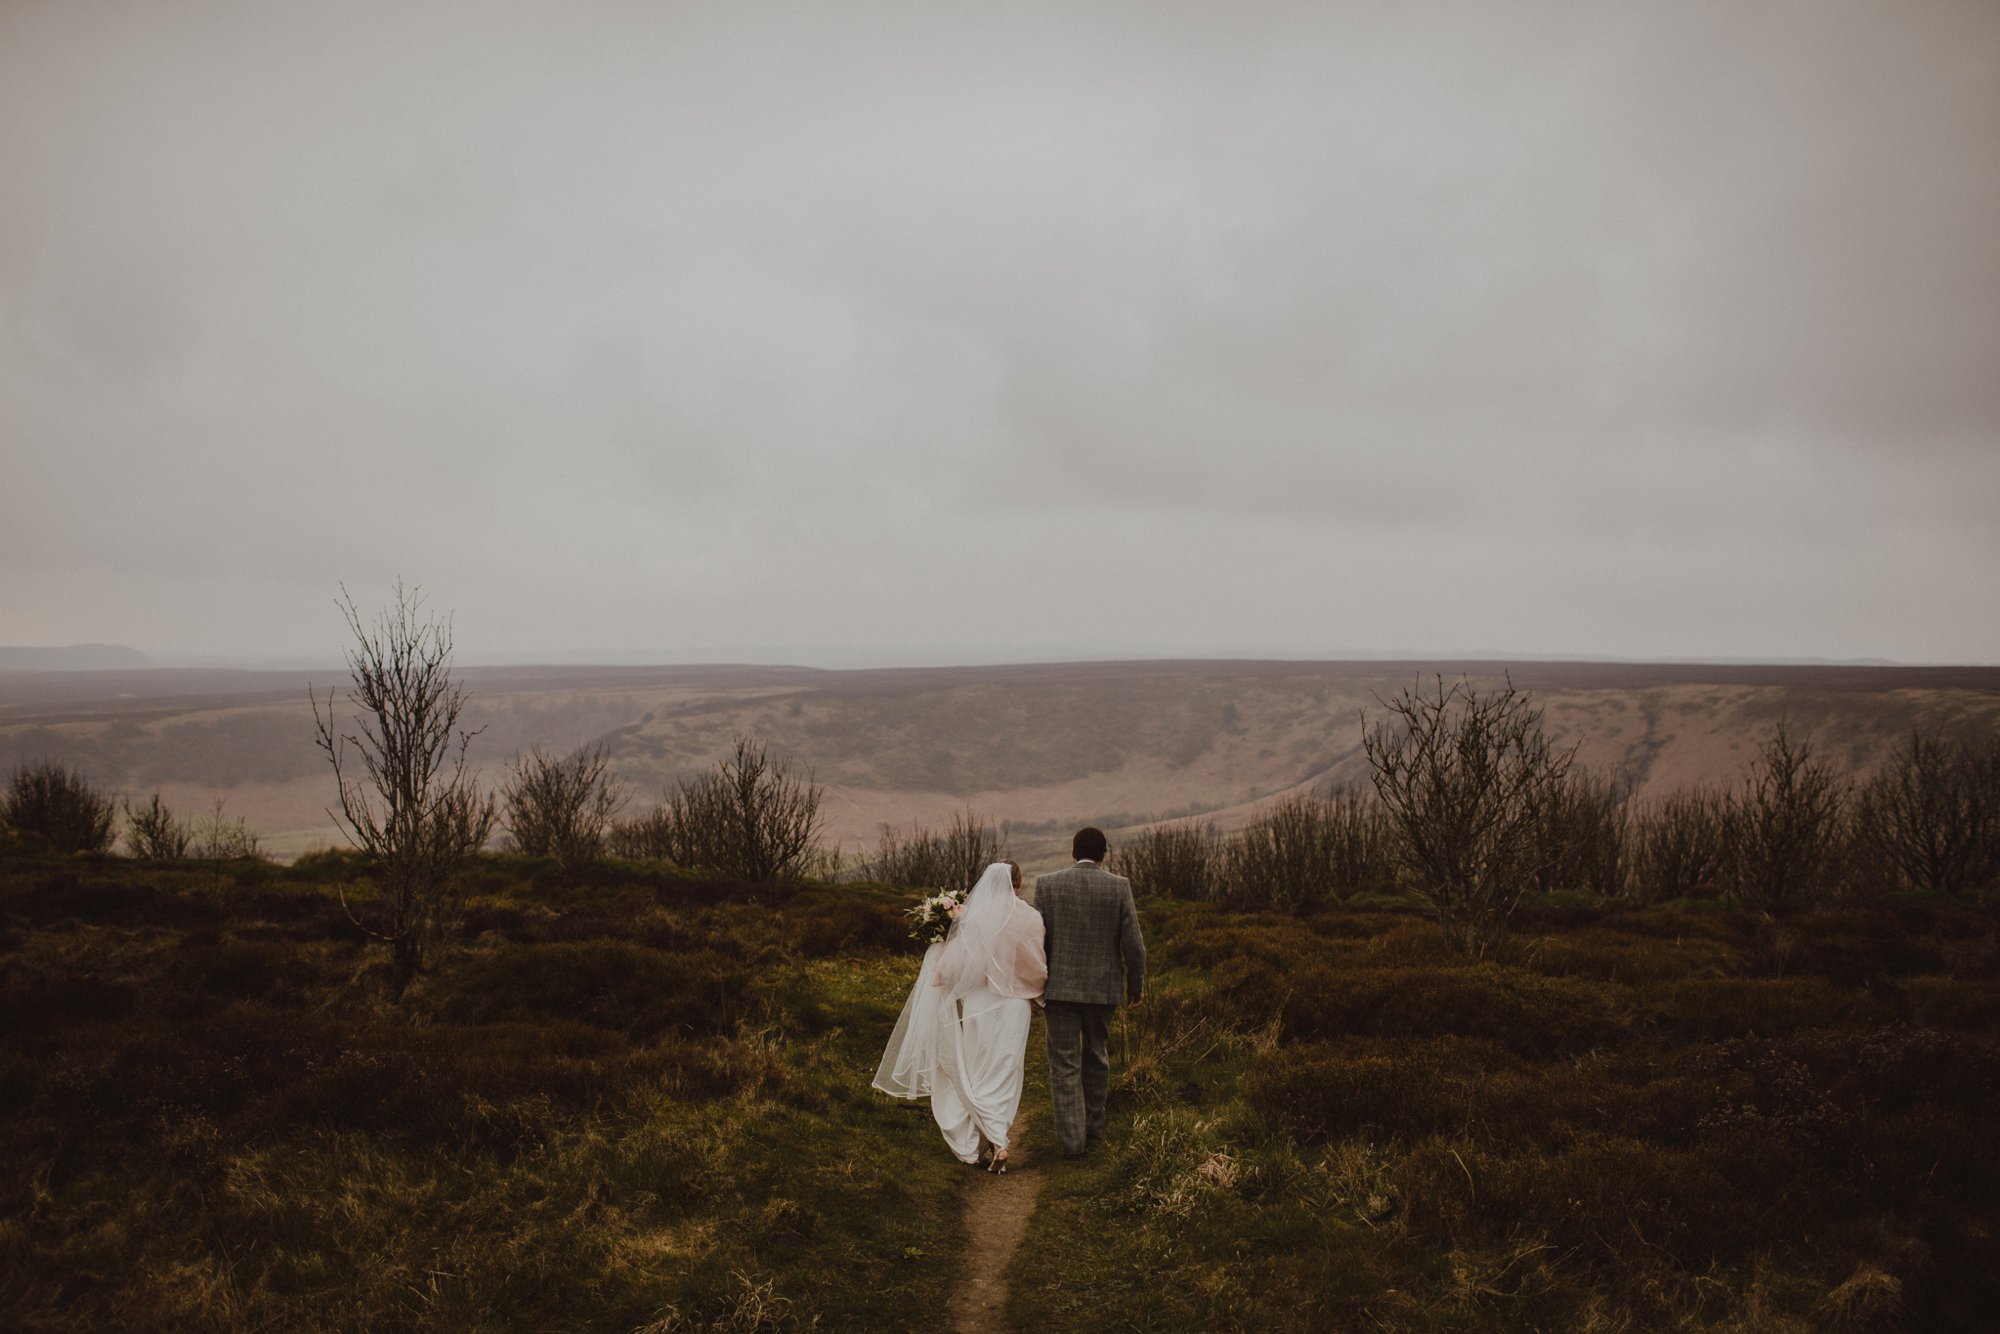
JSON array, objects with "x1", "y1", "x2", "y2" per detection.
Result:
[{"x1": 3, "y1": 659, "x2": 1996, "y2": 859}]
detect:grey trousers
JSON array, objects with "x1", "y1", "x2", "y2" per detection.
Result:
[{"x1": 1044, "y1": 1000, "x2": 1114, "y2": 1156}]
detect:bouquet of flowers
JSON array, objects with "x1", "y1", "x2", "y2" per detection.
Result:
[{"x1": 905, "y1": 887, "x2": 967, "y2": 947}]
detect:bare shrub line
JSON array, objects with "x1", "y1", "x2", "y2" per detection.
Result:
[{"x1": 869, "y1": 807, "x2": 1004, "y2": 892}]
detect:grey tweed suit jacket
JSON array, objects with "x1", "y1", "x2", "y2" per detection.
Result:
[{"x1": 1036, "y1": 862, "x2": 1146, "y2": 1007}]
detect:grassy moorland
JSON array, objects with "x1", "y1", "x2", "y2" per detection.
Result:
[
  {"x1": 1011, "y1": 896, "x2": 2000, "y2": 1331},
  {"x1": 0, "y1": 853, "x2": 964, "y2": 1331},
  {"x1": 4, "y1": 853, "x2": 1998, "y2": 1330}
]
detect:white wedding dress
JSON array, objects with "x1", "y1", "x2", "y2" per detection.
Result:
[{"x1": 873, "y1": 863, "x2": 1048, "y2": 1163}]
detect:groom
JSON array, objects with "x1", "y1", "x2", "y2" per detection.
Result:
[{"x1": 1036, "y1": 827, "x2": 1146, "y2": 1158}]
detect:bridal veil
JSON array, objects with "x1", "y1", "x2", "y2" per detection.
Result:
[{"x1": 872, "y1": 862, "x2": 1046, "y2": 1101}]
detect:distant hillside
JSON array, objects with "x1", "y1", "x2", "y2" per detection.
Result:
[
  {"x1": 0, "y1": 644, "x2": 151, "y2": 672},
  {"x1": 2, "y1": 658, "x2": 1997, "y2": 860}
]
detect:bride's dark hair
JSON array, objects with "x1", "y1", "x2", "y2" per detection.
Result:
[{"x1": 1072, "y1": 827, "x2": 1108, "y2": 862}]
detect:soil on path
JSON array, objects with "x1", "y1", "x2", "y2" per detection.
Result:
[{"x1": 947, "y1": 1108, "x2": 1046, "y2": 1334}]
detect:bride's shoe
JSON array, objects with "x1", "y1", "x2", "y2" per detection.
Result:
[{"x1": 988, "y1": 1148, "x2": 1008, "y2": 1175}]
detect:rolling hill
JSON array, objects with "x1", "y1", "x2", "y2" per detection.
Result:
[{"x1": 3, "y1": 659, "x2": 1997, "y2": 860}]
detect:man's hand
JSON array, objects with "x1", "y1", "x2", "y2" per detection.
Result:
[{"x1": 1127, "y1": 994, "x2": 1142, "y2": 1009}]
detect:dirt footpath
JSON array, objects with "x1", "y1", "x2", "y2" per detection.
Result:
[{"x1": 947, "y1": 1109, "x2": 1046, "y2": 1334}]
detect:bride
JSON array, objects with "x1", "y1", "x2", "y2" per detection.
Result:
[{"x1": 873, "y1": 861, "x2": 1047, "y2": 1171}]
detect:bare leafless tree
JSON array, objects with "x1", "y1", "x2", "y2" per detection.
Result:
[
  {"x1": 311, "y1": 582, "x2": 496, "y2": 980},
  {"x1": 1628, "y1": 788, "x2": 1731, "y2": 903},
  {"x1": 502, "y1": 742, "x2": 625, "y2": 868},
  {"x1": 872, "y1": 808, "x2": 1005, "y2": 892},
  {"x1": 1851, "y1": 725, "x2": 2000, "y2": 896},
  {"x1": 122, "y1": 792, "x2": 193, "y2": 860},
  {"x1": 614, "y1": 736, "x2": 824, "y2": 884},
  {"x1": 1364, "y1": 676, "x2": 1576, "y2": 957},
  {"x1": 1724, "y1": 718, "x2": 1847, "y2": 911},
  {"x1": 191, "y1": 799, "x2": 262, "y2": 862},
  {"x1": 1531, "y1": 769, "x2": 1631, "y2": 897}
]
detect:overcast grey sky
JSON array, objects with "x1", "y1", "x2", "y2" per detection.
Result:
[{"x1": 4, "y1": 0, "x2": 1997, "y2": 666}]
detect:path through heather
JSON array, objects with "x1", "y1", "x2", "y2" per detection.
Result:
[{"x1": 947, "y1": 1106, "x2": 1046, "y2": 1333}]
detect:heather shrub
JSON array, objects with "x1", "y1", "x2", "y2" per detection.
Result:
[
  {"x1": 1351, "y1": 966, "x2": 1629, "y2": 1057},
  {"x1": 1598, "y1": 906, "x2": 1758, "y2": 944},
  {"x1": 1155, "y1": 916, "x2": 1318, "y2": 971},
  {"x1": 1762, "y1": 1026, "x2": 2000, "y2": 1119},
  {"x1": 1483, "y1": 1134, "x2": 1755, "y2": 1267},
  {"x1": 431, "y1": 939, "x2": 755, "y2": 1038},
  {"x1": 1647, "y1": 976, "x2": 1879, "y2": 1041},
  {"x1": 275, "y1": 1019, "x2": 752, "y2": 1148},
  {"x1": 1771, "y1": 910, "x2": 1947, "y2": 984},
  {"x1": 65, "y1": 1009, "x2": 324, "y2": 1128},
  {"x1": 2, "y1": 760, "x2": 116, "y2": 855},
  {"x1": 1016, "y1": 894, "x2": 2000, "y2": 1330},
  {"x1": 1319, "y1": 915, "x2": 1464, "y2": 968},
  {"x1": 1386, "y1": 1135, "x2": 1484, "y2": 1240},
  {"x1": 1247, "y1": 1037, "x2": 1517, "y2": 1142},
  {"x1": 1389, "y1": 1132, "x2": 1759, "y2": 1270},
  {"x1": 1463, "y1": 1055, "x2": 1716, "y2": 1148},
  {"x1": 522, "y1": 885, "x2": 680, "y2": 943},
  {"x1": 0, "y1": 965, "x2": 137, "y2": 1033},
  {"x1": 1212, "y1": 958, "x2": 1629, "y2": 1057},
  {"x1": 1903, "y1": 977, "x2": 2000, "y2": 1031},
  {"x1": 1516, "y1": 927, "x2": 1736, "y2": 984},
  {"x1": 174, "y1": 939, "x2": 290, "y2": 1001},
  {"x1": 790, "y1": 890, "x2": 906, "y2": 958}
]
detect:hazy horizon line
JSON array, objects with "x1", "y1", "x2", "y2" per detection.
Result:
[{"x1": 5, "y1": 640, "x2": 1984, "y2": 674}]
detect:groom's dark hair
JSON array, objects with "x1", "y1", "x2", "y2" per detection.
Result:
[{"x1": 1073, "y1": 827, "x2": 1108, "y2": 862}]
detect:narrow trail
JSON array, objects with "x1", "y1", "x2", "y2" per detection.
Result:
[{"x1": 947, "y1": 1107, "x2": 1046, "y2": 1334}]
